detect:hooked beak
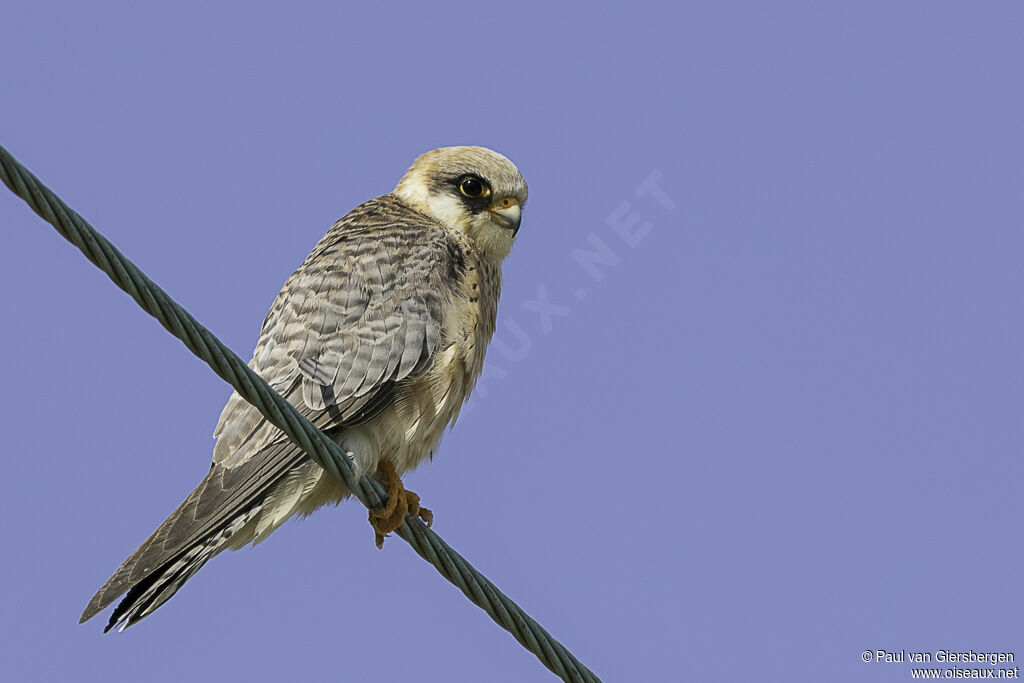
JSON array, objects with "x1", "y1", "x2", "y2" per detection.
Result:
[{"x1": 489, "y1": 198, "x2": 522, "y2": 236}]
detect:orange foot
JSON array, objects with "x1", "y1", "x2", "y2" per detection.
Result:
[{"x1": 368, "y1": 459, "x2": 433, "y2": 548}]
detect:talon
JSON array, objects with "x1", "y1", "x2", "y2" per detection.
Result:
[
  {"x1": 418, "y1": 506, "x2": 433, "y2": 529},
  {"x1": 368, "y1": 460, "x2": 431, "y2": 547}
]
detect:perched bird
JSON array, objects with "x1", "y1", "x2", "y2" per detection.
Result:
[{"x1": 80, "y1": 146, "x2": 528, "y2": 632}]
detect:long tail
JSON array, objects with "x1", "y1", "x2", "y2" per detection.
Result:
[
  {"x1": 80, "y1": 439, "x2": 309, "y2": 631},
  {"x1": 99, "y1": 505, "x2": 262, "y2": 632}
]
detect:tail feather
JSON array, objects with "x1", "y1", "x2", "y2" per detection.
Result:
[
  {"x1": 102, "y1": 506, "x2": 262, "y2": 632},
  {"x1": 80, "y1": 440, "x2": 306, "y2": 628}
]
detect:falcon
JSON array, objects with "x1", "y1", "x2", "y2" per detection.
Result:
[{"x1": 80, "y1": 146, "x2": 528, "y2": 632}]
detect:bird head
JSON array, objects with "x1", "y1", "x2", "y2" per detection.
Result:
[{"x1": 394, "y1": 146, "x2": 528, "y2": 260}]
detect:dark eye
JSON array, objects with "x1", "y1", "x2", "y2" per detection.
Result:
[{"x1": 459, "y1": 176, "x2": 488, "y2": 198}]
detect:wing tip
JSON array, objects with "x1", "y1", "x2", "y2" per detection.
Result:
[{"x1": 80, "y1": 586, "x2": 119, "y2": 627}]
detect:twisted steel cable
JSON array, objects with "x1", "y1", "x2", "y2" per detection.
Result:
[{"x1": 0, "y1": 144, "x2": 599, "y2": 683}]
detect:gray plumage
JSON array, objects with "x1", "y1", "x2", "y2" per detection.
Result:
[{"x1": 81, "y1": 147, "x2": 528, "y2": 631}]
